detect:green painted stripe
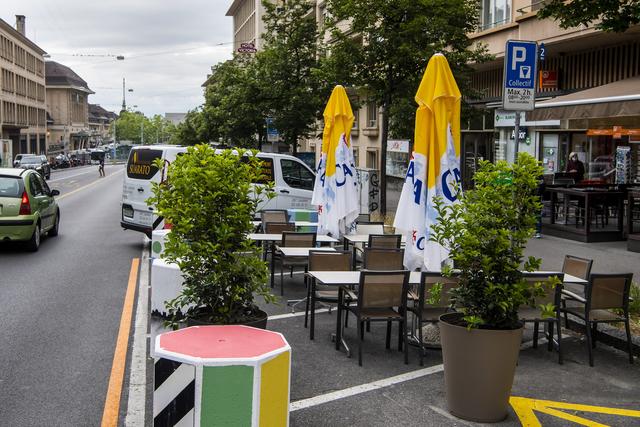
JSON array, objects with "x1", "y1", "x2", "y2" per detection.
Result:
[{"x1": 200, "y1": 365, "x2": 254, "y2": 426}]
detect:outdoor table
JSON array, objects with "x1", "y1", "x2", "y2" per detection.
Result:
[
  {"x1": 251, "y1": 220, "x2": 318, "y2": 228},
  {"x1": 154, "y1": 325, "x2": 291, "y2": 426},
  {"x1": 545, "y1": 187, "x2": 625, "y2": 242},
  {"x1": 248, "y1": 233, "x2": 338, "y2": 244}
]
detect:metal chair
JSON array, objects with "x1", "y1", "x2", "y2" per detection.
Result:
[
  {"x1": 277, "y1": 232, "x2": 317, "y2": 296},
  {"x1": 561, "y1": 255, "x2": 593, "y2": 325},
  {"x1": 336, "y1": 270, "x2": 410, "y2": 366},
  {"x1": 355, "y1": 221, "x2": 385, "y2": 235},
  {"x1": 304, "y1": 250, "x2": 352, "y2": 340},
  {"x1": 264, "y1": 222, "x2": 295, "y2": 234},
  {"x1": 353, "y1": 234, "x2": 402, "y2": 269},
  {"x1": 560, "y1": 273, "x2": 634, "y2": 366},
  {"x1": 363, "y1": 248, "x2": 404, "y2": 270},
  {"x1": 260, "y1": 209, "x2": 288, "y2": 231},
  {"x1": 519, "y1": 273, "x2": 564, "y2": 364},
  {"x1": 408, "y1": 272, "x2": 459, "y2": 366},
  {"x1": 356, "y1": 213, "x2": 371, "y2": 223}
]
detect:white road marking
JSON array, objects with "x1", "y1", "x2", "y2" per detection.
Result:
[
  {"x1": 48, "y1": 168, "x2": 100, "y2": 182},
  {"x1": 290, "y1": 364, "x2": 445, "y2": 411},
  {"x1": 125, "y1": 239, "x2": 150, "y2": 426}
]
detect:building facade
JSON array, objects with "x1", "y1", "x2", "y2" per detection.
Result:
[
  {"x1": 0, "y1": 15, "x2": 47, "y2": 166},
  {"x1": 88, "y1": 104, "x2": 117, "y2": 146},
  {"x1": 466, "y1": 0, "x2": 640, "y2": 184},
  {"x1": 45, "y1": 60, "x2": 94, "y2": 154},
  {"x1": 225, "y1": 0, "x2": 269, "y2": 52}
]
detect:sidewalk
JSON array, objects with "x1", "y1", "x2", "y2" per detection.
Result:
[{"x1": 147, "y1": 236, "x2": 640, "y2": 426}]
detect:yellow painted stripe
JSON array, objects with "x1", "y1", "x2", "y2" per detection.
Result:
[
  {"x1": 100, "y1": 258, "x2": 140, "y2": 427},
  {"x1": 534, "y1": 398, "x2": 640, "y2": 417},
  {"x1": 535, "y1": 406, "x2": 608, "y2": 427},
  {"x1": 259, "y1": 351, "x2": 290, "y2": 426},
  {"x1": 57, "y1": 169, "x2": 123, "y2": 201}
]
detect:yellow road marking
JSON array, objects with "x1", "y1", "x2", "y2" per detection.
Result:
[
  {"x1": 510, "y1": 396, "x2": 640, "y2": 427},
  {"x1": 56, "y1": 169, "x2": 123, "y2": 201},
  {"x1": 100, "y1": 258, "x2": 140, "y2": 427}
]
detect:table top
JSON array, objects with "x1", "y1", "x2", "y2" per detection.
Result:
[
  {"x1": 307, "y1": 270, "x2": 587, "y2": 285},
  {"x1": 276, "y1": 246, "x2": 336, "y2": 257},
  {"x1": 252, "y1": 220, "x2": 318, "y2": 227},
  {"x1": 547, "y1": 187, "x2": 624, "y2": 196},
  {"x1": 343, "y1": 234, "x2": 407, "y2": 244},
  {"x1": 248, "y1": 233, "x2": 338, "y2": 243}
]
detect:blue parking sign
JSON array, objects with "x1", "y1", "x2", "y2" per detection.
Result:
[{"x1": 503, "y1": 40, "x2": 538, "y2": 111}]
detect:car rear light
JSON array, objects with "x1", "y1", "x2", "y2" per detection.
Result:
[{"x1": 19, "y1": 191, "x2": 31, "y2": 215}]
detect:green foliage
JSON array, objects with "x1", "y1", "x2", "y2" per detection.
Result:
[
  {"x1": 538, "y1": 0, "x2": 640, "y2": 33},
  {"x1": 147, "y1": 145, "x2": 276, "y2": 326},
  {"x1": 629, "y1": 282, "x2": 640, "y2": 316},
  {"x1": 325, "y1": 0, "x2": 491, "y2": 138},
  {"x1": 430, "y1": 153, "x2": 547, "y2": 330},
  {"x1": 111, "y1": 111, "x2": 177, "y2": 145}
]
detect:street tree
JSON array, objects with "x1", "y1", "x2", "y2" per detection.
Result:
[
  {"x1": 112, "y1": 111, "x2": 177, "y2": 145},
  {"x1": 258, "y1": 0, "x2": 324, "y2": 154},
  {"x1": 539, "y1": 0, "x2": 640, "y2": 33},
  {"x1": 325, "y1": 0, "x2": 488, "y2": 214}
]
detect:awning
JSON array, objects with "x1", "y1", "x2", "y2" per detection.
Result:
[{"x1": 527, "y1": 76, "x2": 640, "y2": 121}]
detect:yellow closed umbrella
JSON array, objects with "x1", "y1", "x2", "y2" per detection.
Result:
[
  {"x1": 312, "y1": 85, "x2": 359, "y2": 237},
  {"x1": 393, "y1": 53, "x2": 462, "y2": 270}
]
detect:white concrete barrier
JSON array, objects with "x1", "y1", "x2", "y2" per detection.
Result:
[{"x1": 151, "y1": 258, "x2": 183, "y2": 316}]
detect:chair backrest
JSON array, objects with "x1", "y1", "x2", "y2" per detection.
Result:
[
  {"x1": 562, "y1": 255, "x2": 593, "y2": 280},
  {"x1": 308, "y1": 250, "x2": 352, "y2": 271},
  {"x1": 419, "y1": 272, "x2": 460, "y2": 309},
  {"x1": 356, "y1": 221, "x2": 385, "y2": 235},
  {"x1": 368, "y1": 234, "x2": 401, "y2": 249},
  {"x1": 265, "y1": 222, "x2": 295, "y2": 234},
  {"x1": 363, "y1": 248, "x2": 404, "y2": 270},
  {"x1": 522, "y1": 273, "x2": 563, "y2": 307},
  {"x1": 586, "y1": 273, "x2": 633, "y2": 311},
  {"x1": 261, "y1": 209, "x2": 289, "y2": 225},
  {"x1": 358, "y1": 270, "x2": 410, "y2": 309},
  {"x1": 281, "y1": 231, "x2": 316, "y2": 248}
]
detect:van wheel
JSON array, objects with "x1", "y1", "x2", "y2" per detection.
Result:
[
  {"x1": 48, "y1": 210, "x2": 60, "y2": 237},
  {"x1": 27, "y1": 223, "x2": 41, "y2": 252}
]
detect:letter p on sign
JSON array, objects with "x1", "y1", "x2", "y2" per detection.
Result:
[{"x1": 511, "y1": 46, "x2": 527, "y2": 70}]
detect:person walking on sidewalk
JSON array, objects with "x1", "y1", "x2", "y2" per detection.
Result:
[{"x1": 98, "y1": 157, "x2": 105, "y2": 177}]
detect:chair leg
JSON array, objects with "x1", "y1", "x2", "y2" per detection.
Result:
[
  {"x1": 305, "y1": 282, "x2": 312, "y2": 331},
  {"x1": 556, "y1": 317, "x2": 563, "y2": 365},
  {"x1": 562, "y1": 300, "x2": 569, "y2": 327},
  {"x1": 533, "y1": 322, "x2": 539, "y2": 349},
  {"x1": 366, "y1": 320, "x2": 371, "y2": 332},
  {"x1": 625, "y1": 317, "x2": 634, "y2": 364},
  {"x1": 592, "y1": 323, "x2": 598, "y2": 348},
  {"x1": 547, "y1": 322, "x2": 554, "y2": 352},
  {"x1": 280, "y1": 260, "x2": 284, "y2": 296},
  {"x1": 418, "y1": 319, "x2": 424, "y2": 367},
  {"x1": 385, "y1": 321, "x2": 391, "y2": 349},
  {"x1": 403, "y1": 317, "x2": 409, "y2": 365},
  {"x1": 397, "y1": 320, "x2": 403, "y2": 352},
  {"x1": 335, "y1": 303, "x2": 342, "y2": 351},
  {"x1": 358, "y1": 319, "x2": 363, "y2": 366},
  {"x1": 585, "y1": 320, "x2": 594, "y2": 367}
]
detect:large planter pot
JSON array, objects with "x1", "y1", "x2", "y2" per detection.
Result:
[
  {"x1": 186, "y1": 308, "x2": 269, "y2": 329},
  {"x1": 439, "y1": 312, "x2": 523, "y2": 423}
]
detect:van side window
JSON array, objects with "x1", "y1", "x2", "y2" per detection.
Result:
[
  {"x1": 280, "y1": 159, "x2": 314, "y2": 190},
  {"x1": 127, "y1": 149, "x2": 163, "y2": 179},
  {"x1": 255, "y1": 157, "x2": 274, "y2": 184}
]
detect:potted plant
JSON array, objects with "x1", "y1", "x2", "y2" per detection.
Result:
[
  {"x1": 430, "y1": 153, "x2": 553, "y2": 423},
  {"x1": 148, "y1": 144, "x2": 276, "y2": 328}
]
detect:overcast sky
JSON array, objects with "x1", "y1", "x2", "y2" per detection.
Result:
[{"x1": 2, "y1": 1, "x2": 233, "y2": 117}]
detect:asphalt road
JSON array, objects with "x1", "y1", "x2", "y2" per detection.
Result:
[{"x1": 0, "y1": 164, "x2": 144, "y2": 426}]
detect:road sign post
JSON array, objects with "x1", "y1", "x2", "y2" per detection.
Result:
[{"x1": 503, "y1": 40, "x2": 538, "y2": 156}]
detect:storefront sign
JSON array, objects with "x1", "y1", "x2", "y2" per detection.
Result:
[
  {"x1": 539, "y1": 70, "x2": 558, "y2": 89},
  {"x1": 586, "y1": 127, "x2": 640, "y2": 137},
  {"x1": 503, "y1": 40, "x2": 538, "y2": 111},
  {"x1": 509, "y1": 127, "x2": 531, "y2": 145},
  {"x1": 387, "y1": 139, "x2": 409, "y2": 153},
  {"x1": 495, "y1": 111, "x2": 523, "y2": 127}
]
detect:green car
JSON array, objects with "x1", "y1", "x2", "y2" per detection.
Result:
[{"x1": 0, "y1": 167, "x2": 60, "y2": 251}]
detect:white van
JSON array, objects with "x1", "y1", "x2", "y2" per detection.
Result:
[{"x1": 121, "y1": 145, "x2": 316, "y2": 237}]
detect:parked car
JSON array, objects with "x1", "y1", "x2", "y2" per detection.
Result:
[
  {"x1": 0, "y1": 167, "x2": 60, "y2": 251},
  {"x1": 53, "y1": 154, "x2": 70, "y2": 169},
  {"x1": 17, "y1": 155, "x2": 51, "y2": 180},
  {"x1": 13, "y1": 154, "x2": 23, "y2": 168}
]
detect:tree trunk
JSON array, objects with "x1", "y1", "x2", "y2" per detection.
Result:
[{"x1": 380, "y1": 97, "x2": 390, "y2": 215}]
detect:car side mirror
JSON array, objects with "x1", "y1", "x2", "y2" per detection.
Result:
[{"x1": 50, "y1": 189, "x2": 60, "y2": 196}]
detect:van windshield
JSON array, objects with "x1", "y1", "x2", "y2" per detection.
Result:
[{"x1": 127, "y1": 149, "x2": 162, "y2": 179}]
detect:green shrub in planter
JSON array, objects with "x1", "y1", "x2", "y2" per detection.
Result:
[
  {"x1": 148, "y1": 145, "x2": 276, "y2": 327},
  {"x1": 431, "y1": 153, "x2": 556, "y2": 330}
]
